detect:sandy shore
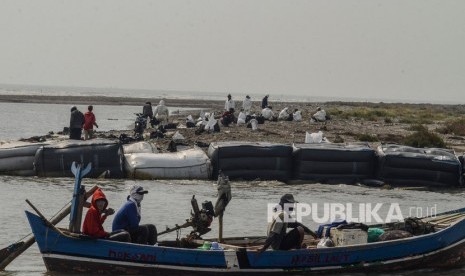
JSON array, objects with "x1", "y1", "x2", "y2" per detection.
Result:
[{"x1": 3, "y1": 94, "x2": 465, "y2": 154}]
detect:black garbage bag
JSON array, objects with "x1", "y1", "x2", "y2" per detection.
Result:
[{"x1": 150, "y1": 131, "x2": 164, "y2": 139}]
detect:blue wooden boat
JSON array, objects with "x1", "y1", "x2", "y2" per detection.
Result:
[
  {"x1": 25, "y1": 207, "x2": 465, "y2": 275},
  {"x1": 24, "y1": 162, "x2": 465, "y2": 274}
]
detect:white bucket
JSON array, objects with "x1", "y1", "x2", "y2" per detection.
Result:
[{"x1": 251, "y1": 119, "x2": 258, "y2": 130}]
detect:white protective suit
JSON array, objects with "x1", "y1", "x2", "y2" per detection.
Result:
[
  {"x1": 278, "y1": 107, "x2": 290, "y2": 121},
  {"x1": 293, "y1": 110, "x2": 302, "y2": 121},
  {"x1": 225, "y1": 98, "x2": 235, "y2": 111},
  {"x1": 261, "y1": 107, "x2": 274, "y2": 120},
  {"x1": 154, "y1": 100, "x2": 169, "y2": 126},
  {"x1": 205, "y1": 112, "x2": 218, "y2": 131},
  {"x1": 241, "y1": 97, "x2": 252, "y2": 115},
  {"x1": 312, "y1": 109, "x2": 327, "y2": 122}
]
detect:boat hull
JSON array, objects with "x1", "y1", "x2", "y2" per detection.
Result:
[
  {"x1": 40, "y1": 239, "x2": 465, "y2": 275},
  {"x1": 26, "y1": 210, "x2": 465, "y2": 275},
  {"x1": 43, "y1": 239, "x2": 465, "y2": 275}
]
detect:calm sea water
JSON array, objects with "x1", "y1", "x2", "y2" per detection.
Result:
[
  {"x1": 0, "y1": 102, "x2": 197, "y2": 141},
  {"x1": 0, "y1": 83, "x2": 436, "y2": 104},
  {"x1": 0, "y1": 84, "x2": 312, "y2": 103},
  {"x1": 1, "y1": 99, "x2": 465, "y2": 275}
]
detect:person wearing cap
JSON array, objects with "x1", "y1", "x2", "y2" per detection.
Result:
[
  {"x1": 69, "y1": 106, "x2": 85, "y2": 140},
  {"x1": 257, "y1": 194, "x2": 317, "y2": 253},
  {"x1": 112, "y1": 185, "x2": 157, "y2": 245},
  {"x1": 82, "y1": 188, "x2": 131, "y2": 242},
  {"x1": 224, "y1": 94, "x2": 235, "y2": 113},
  {"x1": 83, "y1": 105, "x2": 98, "y2": 140},
  {"x1": 261, "y1": 94, "x2": 269, "y2": 109},
  {"x1": 241, "y1": 95, "x2": 253, "y2": 115}
]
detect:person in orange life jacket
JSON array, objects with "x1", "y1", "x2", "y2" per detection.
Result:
[
  {"x1": 257, "y1": 194, "x2": 317, "y2": 253},
  {"x1": 82, "y1": 188, "x2": 131, "y2": 242},
  {"x1": 83, "y1": 105, "x2": 98, "y2": 140},
  {"x1": 112, "y1": 185, "x2": 157, "y2": 245}
]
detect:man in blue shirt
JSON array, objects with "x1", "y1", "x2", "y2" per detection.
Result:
[{"x1": 112, "y1": 185, "x2": 157, "y2": 245}]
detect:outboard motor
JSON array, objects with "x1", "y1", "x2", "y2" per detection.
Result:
[
  {"x1": 190, "y1": 196, "x2": 214, "y2": 236},
  {"x1": 156, "y1": 196, "x2": 216, "y2": 240}
]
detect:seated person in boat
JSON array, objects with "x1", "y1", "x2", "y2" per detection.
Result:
[
  {"x1": 112, "y1": 185, "x2": 157, "y2": 245},
  {"x1": 82, "y1": 188, "x2": 131, "y2": 242},
  {"x1": 258, "y1": 194, "x2": 317, "y2": 253}
]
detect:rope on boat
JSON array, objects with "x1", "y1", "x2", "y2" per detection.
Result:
[
  {"x1": 49, "y1": 199, "x2": 72, "y2": 221},
  {"x1": 9, "y1": 200, "x2": 72, "y2": 245}
]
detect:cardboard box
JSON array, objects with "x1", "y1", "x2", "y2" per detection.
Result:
[{"x1": 330, "y1": 228, "x2": 368, "y2": 246}]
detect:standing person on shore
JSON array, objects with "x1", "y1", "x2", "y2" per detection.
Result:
[
  {"x1": 153, "y1": 100, "x2": 169, "y2": 127},
  {"x1": 261, "y1": 94, "x2": 269, "y2": 109},
  {"x1": 112, "y1": 185, "x2": 157, "y2": 245},
  {"x1": 241, "y1": 95, "x2": 253, "y2": 115},
  {"x1": 224, "y1": 94, "x2": 235, "y2": 113},
  {"x1": 142, "y1": 102, "x2": 153, "y2": 120},
  {"x1": 69, "y1": 106, "x2": 84, "y2": 140},
  {"x1": 83, "y1": 105, "x2": 98, "y2": 140}
]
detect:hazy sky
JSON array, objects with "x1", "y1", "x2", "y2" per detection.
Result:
[{"x1": 1, "y1": 1, "x2": 464, "y2": 103}]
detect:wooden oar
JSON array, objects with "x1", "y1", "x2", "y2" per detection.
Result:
[
  {"x1": 413, "y1": 212, "x2": 465, "y2": 230},
  {"x1": 432, "y1": 213, "x2": 465, "y2": 226},
  {"x1": 0, "y1": 242, "x2": 24, "y2": 266},
  {"x1": 425, "y1": 212, "x2": 465, "y2": 224},
  {"x1": 0, "y1": 185, "x2": 98, "y2": 271},
  {"x1": 0, "y1": 202, "x2": 71, "y2": 270},
  {"x1": 26, "y1": 199, "x2": 65, "y2": 233},
  {"x1": 214, "y1": 171, "x2": 231, "y2": 243}
]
